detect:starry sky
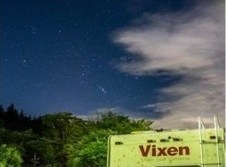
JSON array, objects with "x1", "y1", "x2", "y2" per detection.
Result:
[{"x1": 1, "y1": 0, "x2": 224, "y2": 128}]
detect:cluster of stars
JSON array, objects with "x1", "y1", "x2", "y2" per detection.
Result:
[{"x1": 97, "y1": 85, "x2": 107, "y2": 94}]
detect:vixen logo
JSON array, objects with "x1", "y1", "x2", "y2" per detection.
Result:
[{"x1": 139, "y1": 145, "x2": 190, "y2": 157}]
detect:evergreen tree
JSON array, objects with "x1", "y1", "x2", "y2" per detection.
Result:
[
  {"x1": 0, "y1": 105, "x2": 4, "y2": 128},
  {"x1": 4, "y1": 104, "x2": 20, "y2": 131}
]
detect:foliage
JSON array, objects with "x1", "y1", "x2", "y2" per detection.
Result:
[
  {"x1": 94, "y1": 111, "x2": 153, "y2": 134},
  {"x1": 0, "y1": 105, "x2": 153, "y2": 166},
  {"x1": 65, "y1": 129, "x2": 117, "y2": 167},
  {"x1": 24, "y1": 139, "x2": 56, "y2": 165},
  {"x1": 41, "y1": 112, "x2": 86, "y2": 143},
  {"x1": 65, "y1": 111, "x2": 152, "y2": 166},
  {"x1": 0, "y1": 144, "x2": 23, "y2": 167},
  {"x1": 0, "y1": 104, "x2": 40, "y2": 132}
]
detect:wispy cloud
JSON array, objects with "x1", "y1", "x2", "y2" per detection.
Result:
[{"x1": 113, "y1": 1, "x2": 225, "y2": 128}]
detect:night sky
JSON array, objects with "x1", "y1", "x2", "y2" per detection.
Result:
[{"x1": 1, "y1": 0, "x2": 224, "y2": 128}]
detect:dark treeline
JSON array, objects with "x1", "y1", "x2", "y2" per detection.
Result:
[
  {"x1": 0, "y1": 104, "x2": 153, "y2": 167},
  {"x1": 0, "y1": 104, "x2": 42, "y2": 133}
]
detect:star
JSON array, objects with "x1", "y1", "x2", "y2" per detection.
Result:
[
  {"x1": 98, "y1": 85, "x2": 107, "y2": 94},
  {"x1": 101, "y1": 88, "x2": 107, "y2": 94},
  {"x1": 2, "y1": 0, "x2": 223, "y2": 129}
]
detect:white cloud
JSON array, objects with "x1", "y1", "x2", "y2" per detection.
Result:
[{"x1": 113, "y1": 1, "x2": 225, "y2": 128}]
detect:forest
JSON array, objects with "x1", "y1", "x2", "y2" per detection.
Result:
[{"x1": 0, "y1": 104, "x2": 153, "y2": 167}]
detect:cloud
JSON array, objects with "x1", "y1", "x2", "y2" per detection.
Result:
[{"x1": 113, "y1": 1, "x2": 225, "y2": 128}]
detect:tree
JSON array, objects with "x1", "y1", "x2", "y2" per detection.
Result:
[
  {"x1": 65, "y1": 129, "x2": 117, "y2": 167},
  {"x1": 4, "y1": 104, "x2": 20, "y2": 131},
  {"x1": 41, "y1": 112, "x2": 88, "y2": 166},
  {"x1": 31, "y1": 116, "x2": 43, "y2": 135},
  {"x1": 24, "y1": 139, "x2": 56, "y2": 166},
  {"x1": 41, "y1": 112, "x2": 86, "y2": 143},
  {"x1": 0, "y1": 105, "x2": 154, "y2": 166},
  {"x1": 0, "y1": 105, "x2": 4, "y2": 128},
  {"x1": 65, "y1": 111, "x2": 153, "y2": 167},
  {"x1": 94, "y1": 111, "x2": 153, "y2": 134},
  {"x1": 0, "y1": 144, "x2": 23, "y2": 167}
]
